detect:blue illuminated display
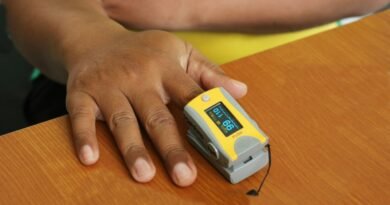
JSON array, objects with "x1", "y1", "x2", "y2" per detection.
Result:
[{"x1": 205, "y1": 102, "x2": 243, "y2": 136}]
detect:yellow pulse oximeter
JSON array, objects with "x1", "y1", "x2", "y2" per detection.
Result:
[{"x1": 184, "y1": 87, "x2": 269, "y2": 184}]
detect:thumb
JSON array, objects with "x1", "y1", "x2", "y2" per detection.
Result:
[{"x1": 186, "y1": 49, "x2": 247, "y2": 99}]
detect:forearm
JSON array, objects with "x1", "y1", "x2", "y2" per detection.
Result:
[
  {"x1": 104, "y1": 0, "x2": 389, "y2": 32},
  {"x1": 190, "y1": 0, "x2": 390, "y2": 32},
  {"x1": 3, "y1": 0, "x2": 126, "y2": 83}
]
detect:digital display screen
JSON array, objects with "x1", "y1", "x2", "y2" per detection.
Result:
[{"x1": 205, "y1": 102, "x2": 243, "y2": 137}]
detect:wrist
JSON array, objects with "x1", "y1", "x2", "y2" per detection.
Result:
[{"x1": 60, "y1": 19, "x2": 129, "y2": 72}]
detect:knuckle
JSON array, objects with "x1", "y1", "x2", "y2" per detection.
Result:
[
  {"x1": 123, "y1": 144, "x2": 145, "y2": 156},
  {"x1": 68, "y1": 68, "x2": 95, "y2": 89},
  {"x1": 145, "y1": 109, "x2": 175, "y2": 131},
  {"x1": 162, "y1": 144, "x2": 186, "y2": 161},
  {"x1": 197, "y1": 58, "x2": 218, "y2": 70},
  {"x1": 182, "y1": 87, "x2": 202, "y2": 104},
  {"x1": 73, "y1": 129, "x2": 95, "y2": 142},
  {"x1": 199, "y1": 57, "x2": 220, "y2": 71},
  {"x1": 71, "y1": 76, "x2": 90, "y2": 89},
  {"x1": 110, "y1": 111, "x2": 137, "y2": 129},
  {"x1": 68, "y1": 106, "x2": 94, "y2": 119}
]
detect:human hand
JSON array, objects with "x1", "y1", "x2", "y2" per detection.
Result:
[{"x1": 65, "y1": 30, "x2": 247, "y2": 187}]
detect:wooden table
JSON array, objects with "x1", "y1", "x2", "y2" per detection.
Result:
[{"x1": 1, "y1": 11, "x2": 389, "y2": 205}]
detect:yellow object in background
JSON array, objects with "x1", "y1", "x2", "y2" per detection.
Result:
[{"x1": 174, "y1": 23, "x2": 337, "y2": 64}]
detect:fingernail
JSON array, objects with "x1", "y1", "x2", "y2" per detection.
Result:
[
  {"x1": 232, "y1": 79, "x2": 247, "y2": 90},
  {"x1": 80, "y1": 145, "x2": 95, "y2": 165},
  {"x1": 173, "y1": 162, "x2": 192, "y2": 184},
  {"x1": 132, "y1": 158, "x2": 153, "y2": 182}
]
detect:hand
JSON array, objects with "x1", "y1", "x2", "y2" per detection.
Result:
[{"x1": 66, "y1": 30, "x2": 247, "y2": 187}]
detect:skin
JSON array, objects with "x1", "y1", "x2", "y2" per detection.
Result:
[
  {"x1": 2, "y1": 0, "x2": 389, "y2": 187},
  {"x1": 3, "y1": 0, "x2": 246, "y2": 187},
  {"x1": 103, "y1": 0, "x2": 390, "y2": 32}
]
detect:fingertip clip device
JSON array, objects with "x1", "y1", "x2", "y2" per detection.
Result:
[{"x1": 184, "y1": 87, "x2": 269, "y2": 184}]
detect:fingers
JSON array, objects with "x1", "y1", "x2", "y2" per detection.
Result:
[
  {"x1": 164, "y1": 71, "x2": 204, "y2": 107},
  {"x1": 96, "y1": 91, "x2": 155, "y2": 183},
  {"x1": 66, "y1": 91, "x2": 99, "y2": 165},
  {"x1": 187, "y1": 49, "x2": 248, "y2": 99},
  {"x1": 131, "y1": 92, "x2": 197, "y2": 187}
]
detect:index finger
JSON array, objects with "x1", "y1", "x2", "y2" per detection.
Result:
[{"x1": 164, "y1": 71, "x2": 204, "y2": 107}]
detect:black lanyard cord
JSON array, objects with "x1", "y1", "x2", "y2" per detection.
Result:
[{"x1": 247, "y1": 144, "x2": 272, "y2": 196}]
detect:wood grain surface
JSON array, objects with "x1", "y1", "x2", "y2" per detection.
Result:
[{"x1": 1, "y1": 10, "x2": 389, "y2": 205}]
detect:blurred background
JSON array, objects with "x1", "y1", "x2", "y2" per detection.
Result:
[{"x1": 0, "y1": 6, "x2": 33, "y2": 135}]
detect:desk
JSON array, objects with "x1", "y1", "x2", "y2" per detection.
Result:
[{"x1": 1, "y1": 11, "x2": 389, "y2": 205}]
